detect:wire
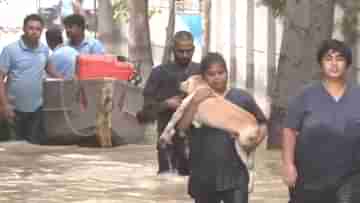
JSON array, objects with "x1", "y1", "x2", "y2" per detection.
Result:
[{"x1": 59, "y1": 78, "x2": 89, "y2": 137}]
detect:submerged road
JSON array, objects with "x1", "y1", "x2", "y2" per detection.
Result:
[{"x1": 0, "y1": 141, "x2": 288, "y2": 203}]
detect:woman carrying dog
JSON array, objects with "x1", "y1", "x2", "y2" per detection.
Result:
[
  {"x1": 282, "y1": 39, "x2": 360, "y2": 203},
  {"x1": 177, "y1": 52, "x2": 267, "y2": 203}
]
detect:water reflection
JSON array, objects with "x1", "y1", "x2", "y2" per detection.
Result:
[{"x1": 0, "y1": 142, "x2": 287, "y2": 203}]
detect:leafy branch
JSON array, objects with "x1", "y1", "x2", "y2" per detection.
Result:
[
  {"x1": 112, "y1": 0, "x2": 161, "y2": 22},
  {"x1": 258, "y1": 0, "x2": 286, "y2": 17}
]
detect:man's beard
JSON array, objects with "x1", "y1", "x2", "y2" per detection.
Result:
[{"x1": 176, "y1": 59, "x2": 191, "y2": 66}]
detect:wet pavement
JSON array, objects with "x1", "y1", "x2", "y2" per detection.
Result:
[{"x1": 0, "y1": 140, "x2": 288, "y2": 203}]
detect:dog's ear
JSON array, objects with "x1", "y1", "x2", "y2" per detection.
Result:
[
  {"x1": 193, "y1": 75, "x2": 205, "y2": 84},
  {"x1": 186, "y1": 75, "x2": 203, "y2": 93}
]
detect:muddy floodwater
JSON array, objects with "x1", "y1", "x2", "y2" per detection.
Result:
[{"x1": 0, "y1": 141, "x2": 288, "y2": 203}]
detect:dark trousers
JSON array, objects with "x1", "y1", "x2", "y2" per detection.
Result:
[
  {"x1": 157, "y1": 133, "x2": 190, "y2": 175},
  {"x1": 194, "y1": 189, "x2": 248, "y2": 203},
  {"x1": 290, "y1": 173, "x2": 360, "y2": 203},
  {"x1": 14, "y1": 107, "x2": 46, "y2": 144},
  {"x1": 288, "y1": 187, "x2": 295, "y2": 203}
]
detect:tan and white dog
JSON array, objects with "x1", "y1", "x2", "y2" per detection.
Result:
[{"x1": 160, "y1": 75, "x2": 264, "y2": 192}]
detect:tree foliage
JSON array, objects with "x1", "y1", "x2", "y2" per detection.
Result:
[
  {"x1": 112, "y1": 0, "x2": 160, "y2": 22},
  {"x1": 259, "y1": 0, "x2": 286, "y2": 17},
  {"x1": 261, "y1": 0, "x2": 360, "y2": 43},
  {"x1": 336, "y1": 0, "x2": 360, "y2": 44},
  {"x1": 112, "y1": 0, "x2": 128, "y2": 22}
]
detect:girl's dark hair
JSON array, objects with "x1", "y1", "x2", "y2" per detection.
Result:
[
  {"x1": 200, "y1": 52, "x2": 227, "y2": 75},
  {"x1": 317, "y1": 39, "x2": 352, "y2": 66},
  {"x1": 23, "y1": 14, "x2": 44, "y2": 28}
]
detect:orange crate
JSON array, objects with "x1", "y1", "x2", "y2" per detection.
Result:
[{"x1": 76, "y1": 54, "x2": 136, "y2": 80}]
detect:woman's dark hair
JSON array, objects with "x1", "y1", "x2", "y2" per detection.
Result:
[
  {"x1": 317, "y1": 39, "x2": 352, "y2": 66},
  {"x1": 23, "y1": 14, "x2": 44, "y2": 28},
  {"x1": 200, "y1": 52, "x2": 227, "y2": 75},
  {"x1": 63, "y1": 14, "x2": 86, "y2": 31}
]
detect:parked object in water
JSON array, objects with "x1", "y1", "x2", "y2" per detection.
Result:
[{"x1": 42, "y1": 56, "x2": 145, "y2": 146}]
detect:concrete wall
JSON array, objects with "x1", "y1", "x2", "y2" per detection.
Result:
[{"x1": 147, "y1": 0, "x2": 360, "y2": 91}]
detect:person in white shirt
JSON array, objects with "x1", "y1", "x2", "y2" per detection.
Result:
[{"x1": 59, "y1": 0, "x2": 83, "y2": 20}]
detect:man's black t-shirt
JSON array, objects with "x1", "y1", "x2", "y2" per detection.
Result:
[{"x1": 143, "y1": 62, "x2": 200, "y2": 133}]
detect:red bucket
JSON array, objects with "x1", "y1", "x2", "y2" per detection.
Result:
[{"x1": 76, "y1": 54, "x2": 136, "y2": 80}]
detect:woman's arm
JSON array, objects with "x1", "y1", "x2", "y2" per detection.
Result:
[
  {"x1": 282, "y1": 127, "x2": 298, "y2": 188},
  {"x1": 242, "y1": 92, "x2": 268, "y2": 145},
  {"x1": 281, "y1": 89, "x2": 305, "y2": 188},
  {"x1": 177, "y1": 88, "x2": 214, "y2": 130},
  {"x1": 253, "y1": 123, "x2": 267, "y2": 146}
]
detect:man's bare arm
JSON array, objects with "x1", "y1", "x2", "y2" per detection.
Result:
[
  {"x1": 0, "y1": 71, "x2": 8, "y2": 107},
  {"x1": 254, "y1": 124, "x2": 268, "y2": 146},
  {"x1": 0, "y1": 71, "x2": 15, "y2": 121},
  {"x1": 46, "y1": 63, "x2": 64, "y2": 78}
]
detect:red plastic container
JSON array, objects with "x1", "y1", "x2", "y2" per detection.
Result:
[{"x1": 76, "y1": 54, "x2": 136, "y2": 80}]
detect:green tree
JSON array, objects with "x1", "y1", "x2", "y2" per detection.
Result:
[
  {"x1": 267, "y1": 0, "x2": 336, "y2": 149},
  {"x1": 336, "y1": 0, "x2": 360, "y2": 81},
  {"x1": 112, "y1": 0, "x2": 128, "y2": 22},
  {"x1": 260, "y1": 0, "x2": 286, "y2": 17},
  {"x1": 201, "y1": 0, "x2": 211, "y2": 55},
  {"x1": 98, "y1": 0, "x2": 115, "y2": 52},
  {"x1": 161, "y1": 0, "x2": 176, "y2": 64},
  {"x1": 127, "y1": 0, "x2": 153, "y2": 83},
  {"x1": 112, "y1": 0, "x2": 160, "y2": 22},
  {"x1": 261, "y1": 0, "x2": 360, "y2": 149}
]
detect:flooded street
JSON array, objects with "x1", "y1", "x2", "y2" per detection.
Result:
[{"x1": 0, "y1": 141, "x2": 288, "y2": 203}]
